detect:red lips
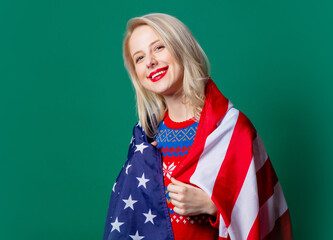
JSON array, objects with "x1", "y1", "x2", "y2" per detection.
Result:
[{"x1": 148, "y1": 66, "x2": 169, "y2": 79}]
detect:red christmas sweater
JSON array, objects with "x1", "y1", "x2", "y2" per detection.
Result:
[{"x1": 155, "y1": 113, "x2": 219, "y2": 240}]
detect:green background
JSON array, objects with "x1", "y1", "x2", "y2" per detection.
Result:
[{"x1": 1, "y1": 0, "x2": 332, "y2": 239}]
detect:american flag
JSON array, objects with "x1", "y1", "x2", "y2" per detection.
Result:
[
  {"x1": 103, "y1": 121, "x2": 174, "y2": 240},
  {"x1": 103, "y1": 79, "x2": 292, "y2": 240}
]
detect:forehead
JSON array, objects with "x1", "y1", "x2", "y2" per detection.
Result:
[{"x1": 129, "y1": 25, "x2": 161, "y2": 55}]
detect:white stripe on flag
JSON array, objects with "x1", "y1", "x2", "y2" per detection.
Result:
[
  {"x1": 219, "y1": 214, "x2": 229, "y2": 238},
  {"x1": 253, "y1": 134, "x2": 269, "y2": 172},
  {"x1": 190, "y1": 106, "x2": 239, "y2": 196},
  {"x1": 228, "y1": 158, "x2": 259, "y2": 240},
  {"x1": 260, "y1": 182, "x2": 288, "y2": 239}
]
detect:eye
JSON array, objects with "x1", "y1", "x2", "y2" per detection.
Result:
[
  {"x1": 135, "y1": 56, "x2": 143, "y2": 63},
  {"x1": 155, "y1": 45, "x2": 165, "y2": 51}
]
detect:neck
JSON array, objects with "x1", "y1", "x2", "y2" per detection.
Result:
[{"x1": 164, "y1": 91, "x2": 193, "y2": 122}]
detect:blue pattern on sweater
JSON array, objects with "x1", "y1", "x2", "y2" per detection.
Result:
[{"x1": 155, "y1": 121, "x2": 199, "y2": 157}]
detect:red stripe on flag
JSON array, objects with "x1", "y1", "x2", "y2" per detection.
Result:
[
  {"x1": 172, "y1": 79, "x2": 229, "y2": 182},
  {"x1": 256, "y1": 158, "x2": 279, "y2": 206},
  {"x1": 262, "y1": 209, "x2": 293, "y2": 240},
  {"x1": 219, "y1": 234, "x2": 231, "y2": 240},
  {"x1": 247, "y1": 213, "x2": 260, "y2": 240},
  {"x1": 212, "y1": 112, "x2": 257, "y2": 227}
]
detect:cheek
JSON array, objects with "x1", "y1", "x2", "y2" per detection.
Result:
[
  {"x1": 175, "y1": 64, "x2": 184, "y2": 78},
  {"x1": 135, "y1": 66, "x2": 145, "y2": 79}
]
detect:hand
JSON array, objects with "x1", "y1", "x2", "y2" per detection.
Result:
[
  {"x1": 167, "y1": 178, "x2": 217, "y2": 216},
  {"x1": 151, "y1": 141, "x2": 157, "y2": 147}
]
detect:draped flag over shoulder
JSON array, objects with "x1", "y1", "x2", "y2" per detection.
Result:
[
  {"x1": 103, "y1": 122, "x2": 174, "y2": 240},
  {"x1": 103, "y1": 78, "x2": 292, "y2": 240},
  {"x1": 172, "y1": 79, "x2": 293, "y2": 240}
]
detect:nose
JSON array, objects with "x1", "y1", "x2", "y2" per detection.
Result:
[{"x1": 146, "y1": 53, "x2": 157, "y2": 68}]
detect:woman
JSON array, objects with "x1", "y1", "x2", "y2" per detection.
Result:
[{"x1": 103, "y1": 13, "x2": 292, "y2": 240}]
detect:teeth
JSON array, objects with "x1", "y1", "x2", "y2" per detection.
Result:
[{"x1": 152, "y1": 70, "x2": 166, "y2": 79}]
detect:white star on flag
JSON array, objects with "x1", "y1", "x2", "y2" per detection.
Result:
[
  {"x1": 125, "y1": 164, "x2": 132, "y2": 175},
  {"x1": 136, "y1": 173, "x2": 150, "y2": 189},
  {"x1": 130, "y1": 136, "x2": 134, "y2": 145},
  {"x1": 122, "y1": 195, "x2": 138, "y2": 210},
  {"x1": 112, "y1": 182, "x2": 116, "y2": 192},
  {"x1": 135, "y1": 143, "x2": 148, "y2": 154},
  {"x1": 143, "y1": 209, "x2": 157, "y2": 224},
  {"x1": 129, "y1": 230, "x2": 144, "y2": 240},
  {"x1": 136, "y1": 121, "x2": 142, "y2": 128},
  {"x1": 110, "y1": 217, "x2": 124, "y2": 232}
]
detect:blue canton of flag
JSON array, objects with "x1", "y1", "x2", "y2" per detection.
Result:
[{"x1": 103, "y1": 122, "x2": 175, "y2": 240}]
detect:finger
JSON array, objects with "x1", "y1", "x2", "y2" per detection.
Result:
[
  {"x1": 170, "y1": 177, "x2": 187, "y2": 186},
  {"x1": 167, "y1": 183, "x2": 186, "y2": 194},
  {"x1": 170, "y1": 199, "x2": 184, "y2": 209},
  {"x1": 171, "y1": 178, "x2": 197, "y2": 191},
  {"x1": 168, "y1": 192, "x2": 184, "y2": 202},
  {"x1": 173, "y1": 206, "x2": 186, "y2": 216},
  {"x1": 151, "y1": 141, "x2": 157, "y2": 147}
]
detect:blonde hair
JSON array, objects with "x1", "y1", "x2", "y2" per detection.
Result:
[{"x1": 123, "y1": 13, "x2": 210, "y2": 138}]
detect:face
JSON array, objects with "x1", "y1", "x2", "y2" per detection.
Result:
[{"x1": 129, "y1": 25, "x2": 184, "y2": 97}]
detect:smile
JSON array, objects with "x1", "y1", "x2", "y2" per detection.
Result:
[{"x1": 148, "y1": 66, "x2": 169, "y2": 82}]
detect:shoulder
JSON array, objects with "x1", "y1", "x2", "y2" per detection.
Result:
[
  {"x1": 220, "y1": 106, "x2": 257, "y2": 142},
  {"x1": 131, "y1": 121, "x2": 147, "y2": 141},
  {"x1": 231, "y1": 109, "x2": 258, "y2": 145}
]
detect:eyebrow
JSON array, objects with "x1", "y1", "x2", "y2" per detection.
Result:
[{"x1": 132, "y1": 39, "x2": 161, "y2": 59}]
